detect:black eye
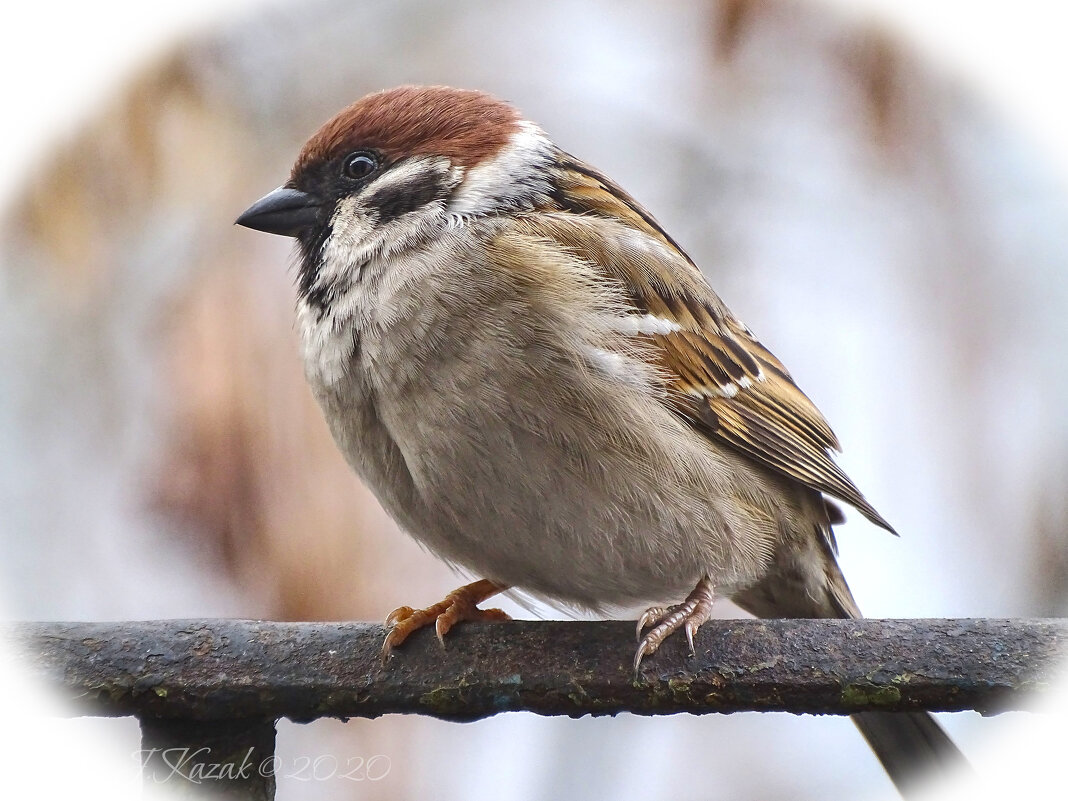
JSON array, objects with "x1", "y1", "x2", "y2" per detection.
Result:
[{"x1": 342, "y1": 151, "x2": 379, "y2": 180}]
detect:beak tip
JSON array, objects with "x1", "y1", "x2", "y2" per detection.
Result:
[{"x1": 236, "y1": 187, "x2": 322, "y2": 237}]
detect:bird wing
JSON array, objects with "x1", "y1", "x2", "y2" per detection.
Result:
[{"x1": 516, "y1": 158, "x2": 894, "y2": 532}]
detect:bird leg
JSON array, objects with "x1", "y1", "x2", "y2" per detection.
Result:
[
  {"x1": 381, "y1": 578, "x2": 510, "y2": 663},
  {"x1": 634, "y1": 576, "x2": 716, "y2": 673}
]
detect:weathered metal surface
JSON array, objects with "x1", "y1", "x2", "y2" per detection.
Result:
[{"x1": 7, "y1": 618, "x2": 1064, "y2": 720}]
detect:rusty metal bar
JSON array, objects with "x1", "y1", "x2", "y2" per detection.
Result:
[
  {"x1": 8, "y1": 618, "x2": 1065, "y2": 720},
  {"x1": 139, "y1": 716, "x2": 276, "y2": 800}
]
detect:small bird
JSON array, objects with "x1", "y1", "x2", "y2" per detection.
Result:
[{"x1": 237, "y1": 86, "x2": 964, "y2": 793}]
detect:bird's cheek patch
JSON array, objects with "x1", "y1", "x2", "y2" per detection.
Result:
[
  {"x1": 363, "y1": 159, "x2": 451, "y2": 225},
  {"x1": 321, "y1": 198, "x2": 377, "y2": 269}
]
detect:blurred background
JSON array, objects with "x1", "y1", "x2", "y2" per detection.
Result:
[{"x1": 2, "y1": 0, "x2": 1067, "y2": 798}]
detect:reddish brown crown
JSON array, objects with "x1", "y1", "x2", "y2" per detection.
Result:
[{"x1": 294, "y1": 86, "x2": 522, "y2": 175}]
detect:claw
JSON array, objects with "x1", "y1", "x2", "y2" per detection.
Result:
[
  {"x1": 381, "y1": 579, "x2": 510, "y2": 664},
  {"x1": 636, "y1": 606, "x2": 668, "y2": 641},
  {"x1": 633, "y1": 577, "x2": 716, "y2": 675},
  {"x1": 435, "y1": 615, "x2": 450, "y2": 647},
  {"x1": 633, "y1": 640, "x2": 654, "y2": 676},
  {"x1": 684, "y1": 618, "x2": 699, "y2": 657},
  {"x1": 384, "y1": 606, "x2": 415, "y2": 628}
]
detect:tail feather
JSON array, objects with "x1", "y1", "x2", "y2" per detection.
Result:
[
  {"x1": 730, "y1": 508, "x2": 971, "y2": 797},
  {"x1": 852, "y1": 711, "x2": 968, "y2": 796}
]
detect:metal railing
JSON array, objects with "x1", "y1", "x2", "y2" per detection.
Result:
[{"x1": 8, "y1": 617, "x2": 1065, "y2": 799}]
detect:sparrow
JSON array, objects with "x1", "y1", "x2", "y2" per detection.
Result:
[{"x1": 237, "y1": 85, "x2": 965, "y2": 793}]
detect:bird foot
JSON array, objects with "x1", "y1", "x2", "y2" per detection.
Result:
[
  {"x1": 381, "y1": 578, "x2": 510, "y2": 664},
  {"x1": 634, "y1": 576, "x2": 715, "y2": 674}
]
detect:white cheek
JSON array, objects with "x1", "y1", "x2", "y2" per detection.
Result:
[
  {"x1": 370, "y1": 158, "x2": 439, "y2": 193},
  {"x1": 447, "y1": 120, "x2": 554, "y2": 216},
  {"x1": 320, "y1": 197, "x2": 376, "y2": 278}
]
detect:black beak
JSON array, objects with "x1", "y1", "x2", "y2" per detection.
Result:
[{"x1": 235, "y1": 187, "x2": 322, "y2": 236}]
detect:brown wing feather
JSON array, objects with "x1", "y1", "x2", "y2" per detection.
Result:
[{"x1": 521, "y1": 162, "x2": 895, "y2": 533}]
